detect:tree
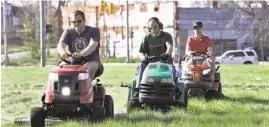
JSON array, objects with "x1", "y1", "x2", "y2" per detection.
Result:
[
  {"x1": 45, "y1": 1, "x2": 57, "y2": 57},
  {"x1": 73, "y1": 1, "x2": 86, "y2": 7},
  {"x1": 53, "y1": 1, "x2": 65, "y2": 42},
  {"x1": 20, "y1": 1, "x2": 40, "y2": 58},
  {"x1": 227, "y1": 0, "x2": 269, "y2": 61},
  {"x1": 191, "y1": 0, "x2": 210, "y2": 8}
]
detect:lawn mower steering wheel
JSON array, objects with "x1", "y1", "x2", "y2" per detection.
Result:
[
  {"x1": 191, "y1": 52, "x2": 209, "y2": 58},
  {"x1": 62, "y1": 54, "x2": 88, "y2": 65},
  {"x1": 148, "y1": 56, "x2": 168, "y2": 63}
]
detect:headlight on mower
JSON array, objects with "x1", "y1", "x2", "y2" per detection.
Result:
[
  {"x1": 202, "y1": 69, "x2": 211, "y2": 76},
  {"x1": 48, "y1": 73, "x2": 89, "y2": 81},
  {"x1": 61, "y1": 87, "x2": 71, "y2": 96},
  {"x1": 78, "y1": 73, "x2": 89, "y2": 80},
  {"x1": 48, "y1": 73, "x2": 58, "y2": 81},
  {"x1": 161, "y1": 78, "x2": 173, "y2": 83}
]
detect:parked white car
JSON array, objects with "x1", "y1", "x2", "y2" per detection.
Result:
[{"x1": 215, "y1": 49, "x2": 259, "y2": 64}]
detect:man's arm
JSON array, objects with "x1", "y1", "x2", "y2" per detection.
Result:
[
  {"x1": 185, "y1": 37, "x2": 194, "y2": 56},
  {"x1": 57, "y1": 41, "x2": 67, "y2": 55},
  {"x1": 80, "y1": 28, "x2": 100, "y2": 56},
  {"x1": 80, "y1": 40, "x2": 99, "y2": 56},
  {"x1": 207, "y1": 38, "x2": 213, "y2": 57},
  {"x1": 57, "y1": 29, "x2": 69, "y2": 59},
  {"x1": 165, "y1": 33, "x2": 173, "y2": 55},
  {"x1": 139, "y1": 35, "x2": 148, "y2": 61}
]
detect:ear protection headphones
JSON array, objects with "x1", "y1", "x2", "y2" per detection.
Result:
[{"x1": 147, "y1": 17, "x2": 163, "y2": 32}]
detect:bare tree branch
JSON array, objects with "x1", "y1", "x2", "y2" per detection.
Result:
[
  {"x1": 261, "y1": 1, "x2": 269, "y2": 8},
  {"x1": 231, "y1": 1, "x2": 255, "y2": 17},
  {"x1": 191, "y1": 1, "x2": 210, "y2": 8}
]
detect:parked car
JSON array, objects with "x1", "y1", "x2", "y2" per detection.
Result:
[{"x1": 215, "y1": 49, "x2": 259, "y2": 64}]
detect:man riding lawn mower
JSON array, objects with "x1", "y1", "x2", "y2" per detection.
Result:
[
  {"x1": 123, "y1": 55, "x2": 188, "y2": 112},
  {"x1": 121, "y1": 17, "x2": 188, "y2": 112},
  {"x1": 179, "y1": 21, "x2": 224, "y2": 98},
  {"x1": 30, "y1": 10, "x2": 114, "y2": 127}
]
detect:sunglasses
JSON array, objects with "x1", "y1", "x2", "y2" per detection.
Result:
[
  {"x1": 193, "y1": 26, "x2": 201, "y2": 29},
  {"x1": 149, "y1": 25, "x2": 158, "y2": 30},
  {"x1": 72, "y1": 20, "x2": 82, "y2": 24}
]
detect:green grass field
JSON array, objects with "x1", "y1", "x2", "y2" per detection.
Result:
[
  {"x1": 1, "y1": 45, "x2": 29, "y2": 54},
  {"x1": 9, "y1": 53, "x2": 141, "y2": 66},
  {"x1": 1, "y1": 64, "x2": 269, "y2": 127}
]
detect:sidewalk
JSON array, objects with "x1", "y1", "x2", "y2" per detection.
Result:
[
  {"x1": 1, "y1": 48, "x2": 57, "y2": 60},
  {"x1": 259, "y1": 61, "x2": 269, "y2": 65}
]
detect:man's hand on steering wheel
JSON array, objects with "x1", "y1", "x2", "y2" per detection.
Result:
[
  {"x1": 160, "y1": 53, "x2": 169, "y2": 59},
  {"x1": 201, "y1": 54, "x2": 208, "y2": 58},
  {"x1": 206, "y1": 52, "x2": 213, "y2": 58},
  {"x1": 60, "y1": 52, "x2": 68, "y2": 60},
  {"x1": 190, "y1": 51, "x2": 209, "y2": 58},
  {"x1": 72, "y1": 52, "x2": 82, "y2": 59}
]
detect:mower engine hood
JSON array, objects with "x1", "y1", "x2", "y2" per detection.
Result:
[{"x1": 143, "y1": 62, "x2": 173, "y2": 78}]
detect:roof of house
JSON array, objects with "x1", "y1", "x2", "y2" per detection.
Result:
[{"x1": 178, "y1": 8, "x2": 254, "y2": 30}]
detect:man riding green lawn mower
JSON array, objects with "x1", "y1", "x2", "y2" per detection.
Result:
[
  {"x1": 121, "y1": 17, "x2": 188, "y2": 112},
  {"x1": 122, "y1": 20, "x2": 224, "y2": 113}
]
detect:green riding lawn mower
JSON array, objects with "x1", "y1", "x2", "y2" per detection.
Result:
[{"x1": 121, "y1": 56, "x2": 188, "y2": 113}]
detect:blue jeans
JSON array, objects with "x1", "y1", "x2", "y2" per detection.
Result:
[{"x1": 136, "y1": 62, "x2": 177, "y2": 88}]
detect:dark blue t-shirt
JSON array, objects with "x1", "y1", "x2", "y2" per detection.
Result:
[{"x1": 59, "y1": 26, "x2": 101, "y2": 62}]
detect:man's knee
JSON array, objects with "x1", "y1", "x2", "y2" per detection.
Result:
[
  {"x1": 140, "y1": 62, "x2": 147, "y2": 69},
  {"x1": 137, "y1": 62, "x2": 147, "y2": 73},
  {"x1": 86, "y1": 61, "x2": 99, "y2": 80}
]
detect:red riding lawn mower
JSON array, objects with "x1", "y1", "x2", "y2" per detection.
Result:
[
  {"x1": 30, "y1": 55, "x2": 114, "y2": 127},
  {"x1": 179, "y1": 52, "x2": 224, "y2": 98}
]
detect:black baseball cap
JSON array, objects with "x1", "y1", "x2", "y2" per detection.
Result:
[{"x1": 193, "y1": 21, "x2": 203, "y2": 29}]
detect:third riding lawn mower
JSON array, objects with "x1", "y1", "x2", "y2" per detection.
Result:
[
  {"x1": 179, "y1": 52, "x2": 224, "y2": 99},
  {"x1": 121, "y1": 56, "x2": 188, "y2": 113},
  {"x1": 30, "y1": 55, "x2": 114, "y2": 127}
]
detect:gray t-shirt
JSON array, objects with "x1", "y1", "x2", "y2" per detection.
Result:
[
  {"x1": 139, "y1": 31, "x2": 173, "y2": 56},
  {"x1": 59, "y1": 26, "x2": 101, "y2": 62}
]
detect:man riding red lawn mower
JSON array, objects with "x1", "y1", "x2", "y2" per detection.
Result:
[{"x1": 30, "y1": 55, "x2": 114, "y2": 127}]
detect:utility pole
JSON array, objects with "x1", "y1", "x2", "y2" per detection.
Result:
[
  {"x1": 95, "y1": 6, "x2": 99, "y2": 28},
  {"x1": 40, "y1": 0, "x2": 46, "y2": 67},
  {"x1": 174, "y1": 1, "x2": 180, "y2": 62},
  {"x1": 46, "y1": 1, "x2": 51, "y2": 57},
  {"x1": 125, "y1": 0, "x2": 130, "y2": 63},
  {"x1": 103, "y1": 14, "x2": 107, "y2": 57},
  {"x1": 3, "y1": 0, "x2": 9, "y2": 65}
]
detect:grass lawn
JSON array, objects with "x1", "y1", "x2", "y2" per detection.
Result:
[
  {"x1": 9, "y1": 53, "x2": 141, "y2": 66},
  {"x1": 1, "y1": 64, "x2": 269, "y2": 127},
  {"x1": 1, "y1": 45, "x2": 28, "y2": 54}
]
